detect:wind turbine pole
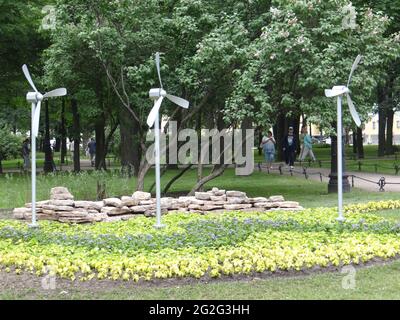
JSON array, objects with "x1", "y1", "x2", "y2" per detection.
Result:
[
  {"x1": 154, "y1": 110, "x2": 164, "y2": 228},
  {"x1": 337, "y1": 96, "x2": 345, "y2": 222},
  {"x1": 30, "y1": 102, "x2": 38, "y2": 228}
]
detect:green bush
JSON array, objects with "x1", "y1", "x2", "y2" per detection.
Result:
[{"x1": 0, "y1": 127, "x2": 23, "y2": 171}]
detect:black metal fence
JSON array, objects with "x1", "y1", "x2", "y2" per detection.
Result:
[
  {"x1": 258, "y1": 162, "x2": 400, "y2": 192},
  {"x1": 297, "y1": 158, "x2": 400, "y2": 175}
]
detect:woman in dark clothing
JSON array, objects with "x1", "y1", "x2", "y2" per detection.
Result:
[{"x1": 283, "y1": 127, "x2": 297, "y2": 169}]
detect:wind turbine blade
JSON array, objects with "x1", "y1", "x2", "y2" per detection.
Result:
[
  {"x1": 325, "y1": 89, "x2": 335, "y2": 98},
  {"x1": 166, "y1": 94, "x2": 189, "y2": 109},
  {"x1": 155, "y1": 52, "x2": 163, "y2": 89},
  {"x1": 43, "y1": 88, "x2": 67, "y2": 99},
  {"x1": 347, "y1": 55, "x2": 362, "y2": 87},
  {"x1": 346, "y1": 93, "x2": 361, "y2": 127},
  {"x1": 22, "y1": 64, "x2": 38, "y2": 92},
  {"x1": 32, "y1": 100, "x2": 41, "y2": 137},
  {"x1": 147, "y1": 96, "x2": 164, "y2": 127}
]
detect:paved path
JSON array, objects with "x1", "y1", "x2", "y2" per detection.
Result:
[
  {"x1": 259, "y1": 163, "x2": 400, "y2": 192},
  {"x1": 4, "y1": 159, "x2": 400, "y2": 192},
  {"x1": 1, "y1": 160, "x2": 113, "y2": 174}
]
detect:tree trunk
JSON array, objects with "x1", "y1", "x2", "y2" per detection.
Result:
[
  {"x1": 163, "y1": 164, "x2": 193, "y2": 194},
  {"x1": 196, "y1": 110, "x2": 203, "y2": 190},
  {"x1": 54, "y1": 137, "x2": 61, "y2": 152},
  {"x1": 167, "y1": 108, "x2": 182, "y2": 170},
  {"x1": 60, "y1": 98, "x2": 67, "y2": 164},
  {"x1": 0, "y1": 159, "x2": 3, "y2": 174},
  {"x1": 188, "y1": 164, "x2": 228, "y2": 195},
  {"x1": 275, "y1": 113, "x2": 286, "y2": 161},
  {"x1": 258, "y1": 128, "x2": 262, "y2": 156},
  {"x1": 328, "y1": 130, "x2": 351, "y2": 193},
  {"x1": 119, "y1": 107, "x2": 140, "y2": 176},
  {"x1": 71, "y1": 99, "x2": 80, "y2": 172},
  {"x1": 356, "y1": 127, "x2": 364, "y2": 159},
  {"x1": 43, "y1": 100, "x2": 54, "y2": 173},
  {"x1": 95, "y1": 114, "x2": 106, "y2": 170},
  {"x1": 352, "y1": 129, "x2": 357, "y2": 154},
  {"x1": 292, "y1": 114, "x2": 301, "y2": 156},
  {"x1": 136, "y1": 161, "x2": 151, "y2": 191},
  {"x1": 385, "y1": 108, "x2": 394, "y2": 155},
  {"x1": 378, "y1": 86, "x2": 387, "y2": 157}
]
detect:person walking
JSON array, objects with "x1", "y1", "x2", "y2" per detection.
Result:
[
  {"x1": 283, "y1": 126, "x2": 297, "y2": 169},
  {"x1": 299, "y1": 126, "x2": 316, "y2": 162},
  {"x1": 261, "y1": 131, "x2": 276, "y2": 169},
  {"x1": 22, "y1": 138, "x2": 30, "y2": 170},
  {"x1": 87, "y1": 138, "x2": 96, "y2": 167},
  {"x1": 299, "y1": 126, "x2": 306, "y2": 161}
]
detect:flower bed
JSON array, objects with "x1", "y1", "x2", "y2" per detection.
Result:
[{"x1": 1, "y1": 201, "x2": 400, "y2": 282}]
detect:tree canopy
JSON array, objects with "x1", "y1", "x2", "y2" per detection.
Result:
[{"x1": 1, "y1": 0, "x2": 399, "y2": 189}]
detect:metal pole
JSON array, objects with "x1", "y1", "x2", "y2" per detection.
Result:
[
  {"x1": 30, "y1": 102, "x2": 38, "y2": 227},
  {"x1": 337, "y1": 96, "x2": 345, "y2": 222},
  {"x1": 154, "y1": 110, "x2": 164, "y2": 228}
]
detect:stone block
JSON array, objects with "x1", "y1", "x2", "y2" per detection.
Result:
[
  {"x1": 226, "y1": 191, "x2": 246, "y2": 198},
  {"x1": 269, "y1": 195, "x2": 285, "y2": 202},
  {"x1": 132, "y1": 191, "x2": 151, "y2": 201},
  {"x1": 103, "y1": 198, "x2": 123, "y2": 208},
  {"x1": 195, "y1": 192, "x2": 211, "y2": 200},
  {"x1": 223, "y1": 204, "x2": 252, "y2": 210}
]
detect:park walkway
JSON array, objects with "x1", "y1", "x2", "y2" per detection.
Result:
[
  {"x1": 259, "y1": 163, "x2": 400, "y2": 193},
  {"x1": 4, "y1": 158, "x2": 400, "y2": 192},
  {"x1": 1, "y1": 159, "x2": 95, "y2": 174}
]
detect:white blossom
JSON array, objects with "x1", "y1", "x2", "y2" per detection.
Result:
[
  {"x1": 297, "y1": 35, "x2": 305, "y2": 44},
  {"x1": 288, "y1": 17, "x2": 298, "y2": 25},
  {"x1": 279, "y1": 30, "x2": 290, "y2": 38},
  {"x1": 254, "y1": 50, "x2": 262, "y2": 58},
  {"x1": 270, "y1": 7, "x2": 281, "y2": 18}
]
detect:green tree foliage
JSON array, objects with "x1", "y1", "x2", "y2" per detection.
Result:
[
  {"x1": 0, "y1": 127, "x2": 23, "y2": 172},
  {"x1": 2, "y1": 0, "x2": 400, "y2": 188},
  {"x1": 0, "y1": 0, "x2": 50, "y2": 132},
  {"x1": 226, "y1": 0, "x2": 400, "y2": 131}
]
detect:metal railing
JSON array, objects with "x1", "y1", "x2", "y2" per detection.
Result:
[
  {"x1": 296, "y1": 158, "x2": 400, "y2": 175},
  {"x1": 258, "y1": 162, "x2": 400, "y2": 192}
]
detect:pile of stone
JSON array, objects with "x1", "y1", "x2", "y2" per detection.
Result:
[
  {"x1": 186, "y1": 188, "x2": 301, "y2": 213},
  {"x1": 13, "y1": 187, "x2": 107, "y2": 223},
  {"x1": 13, "y1": 187, "x2": 303, "y2": 224}
]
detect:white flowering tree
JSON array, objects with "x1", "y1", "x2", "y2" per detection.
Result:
[{"x1": 225, "y1": 0, "x2": 400, "y2": 159}]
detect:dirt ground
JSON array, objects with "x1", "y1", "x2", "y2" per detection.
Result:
[{"x1": 0, "y1": 257, "x2": 398, "y2": 300}]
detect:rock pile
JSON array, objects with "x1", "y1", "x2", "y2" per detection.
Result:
[{"x1": 13, "y1": 187, "x2": 304, "y2": 224}]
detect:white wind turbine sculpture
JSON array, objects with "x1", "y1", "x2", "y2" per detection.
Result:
[
  {"x1": 22, "y1": 64, "x2": 67, "y2": 227},
  {"x1": 147, "y1": 52, "x2": 189, "y2": 228},
  {"x1": 325, "y1": 55, "x2": 362, "y2": 222}
]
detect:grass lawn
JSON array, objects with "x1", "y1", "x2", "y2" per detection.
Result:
[
  {"x1": 1, "y1": 164, "x2": 400, "y2": 300},
  {"x1": 2, "y1": 260, "x2": 400, "y2": 300},
  {"x1": 1, "y1": 168, "x2": 400, "y2": 210},
  {"x1": 0, "y1": 205, "x2": 400, "y2": 300}
]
